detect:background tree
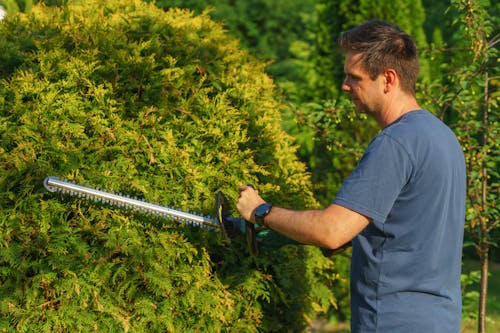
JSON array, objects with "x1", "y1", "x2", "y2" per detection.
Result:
[{"x1": 422, "y1": 1, "x2": 499, "y2": 331}]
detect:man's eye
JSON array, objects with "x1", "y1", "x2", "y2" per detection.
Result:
[{"x1": 346, "y1": 74, "x2": 358, "y2": 82}]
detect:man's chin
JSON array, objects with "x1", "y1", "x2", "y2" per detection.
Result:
[{"x1": 352, "y1": 103, "x2": 367, "y2": 114}]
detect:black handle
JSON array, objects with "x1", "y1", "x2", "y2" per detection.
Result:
[
  {"x1": 216, "y1": 188, "x2": 258, "y2": 256},
  {"x1": 245, "y1": 184, "x2": 258, "y2": 255}
]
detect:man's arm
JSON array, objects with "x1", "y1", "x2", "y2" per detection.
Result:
[{"x1": 236, "y1": 186, "x2": 371, "y2": 250}]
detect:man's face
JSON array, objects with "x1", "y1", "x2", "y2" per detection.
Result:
[{"x1": 342, "y1": 52, "x2": 385, "y2": 115}]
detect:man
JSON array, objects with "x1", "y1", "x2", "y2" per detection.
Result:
[{"x1": 236, "y1": 20, "x2": 466, "y2": 332}]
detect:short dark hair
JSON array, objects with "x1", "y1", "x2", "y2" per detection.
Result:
[{"x1": 338, "y1": 20, "x2": 419, "y2": 95}]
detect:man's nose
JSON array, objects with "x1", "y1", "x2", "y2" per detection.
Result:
[{"x1": 341, "y1": 81, "x2": 351, "y2": 92}]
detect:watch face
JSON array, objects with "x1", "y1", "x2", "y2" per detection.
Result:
[{"x1": 255, "y1": 203, "x2": 272, "y2": 218}]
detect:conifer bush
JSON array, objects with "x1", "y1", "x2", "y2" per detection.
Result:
[{"x1": 0, "y1": 0, "x2": 344, "y2": 331}]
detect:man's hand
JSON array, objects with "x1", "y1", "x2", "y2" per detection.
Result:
[{"x1": 236, "y1": 185, "x2": 266, "y2": 223}]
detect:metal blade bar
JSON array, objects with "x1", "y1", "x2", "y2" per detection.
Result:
[{"x1": 43, "y1": 176, "x2": 221, "y2": 230}]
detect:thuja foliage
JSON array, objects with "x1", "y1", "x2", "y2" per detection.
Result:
[{"x1": 0, "y1": 0, "x2": 344, "y2": 331}]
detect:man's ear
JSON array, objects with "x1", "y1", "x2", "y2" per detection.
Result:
[{"x1": 383, "y1": 69, "x2": 398, "y2": 93}]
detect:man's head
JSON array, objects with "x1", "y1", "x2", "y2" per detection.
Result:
[{"x1": 338, "y1": 20, "x2": 419, "y2": 96}]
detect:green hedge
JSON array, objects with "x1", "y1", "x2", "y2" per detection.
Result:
[{"x1": 0, "y1": 0, "x2": 347, "y2": 331}]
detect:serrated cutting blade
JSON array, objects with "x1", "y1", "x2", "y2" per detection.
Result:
[{"x1": 43, "y1": 176, "x2": 221, "y2": 230}]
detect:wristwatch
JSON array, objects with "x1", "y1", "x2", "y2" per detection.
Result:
[{"x1": 254, "y1": 203, "x2": 273, "y2": 226}]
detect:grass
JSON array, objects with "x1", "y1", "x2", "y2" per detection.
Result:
[
  {"x1": 461, "y1": 260, "x2": 500, "y2": 333},
  {"x1": 309, "y1": 260, "x2": 500, "y2": 333}
]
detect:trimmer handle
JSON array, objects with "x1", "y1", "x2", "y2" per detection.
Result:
[
  {"x1": 244, "y1": 185, "x2": 258, "y2": 256},
  {"x1": 216, "y1": 191, "x2": 258, "y2": 256}
]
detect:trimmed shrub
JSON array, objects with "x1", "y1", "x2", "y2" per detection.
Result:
[{"x1": 0, "y1": 0, "x2": 343, "y2": 331}]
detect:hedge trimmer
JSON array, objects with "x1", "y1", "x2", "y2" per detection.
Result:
[
  {"x1": 43, "y1": 176, "x2": 349, "y2": 257},
  {"x1": 43, "y1": 176, "x2": 260, "y2": 255}
]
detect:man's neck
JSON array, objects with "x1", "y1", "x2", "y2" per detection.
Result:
[{"x1": 375, "y1": 95, "x2": 421, "y2": 128}]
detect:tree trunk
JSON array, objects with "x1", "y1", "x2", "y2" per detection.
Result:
[
  {"x1": 477, "y1": 245, "x2": 488, "y2": 333},
  {"x1": 477, "y1": 71, "x2": 490, "y2": 333}
]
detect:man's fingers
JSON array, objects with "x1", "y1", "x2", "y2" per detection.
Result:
[{"x1": 239, "y1": 185, "x2": 258, "y2": 194}]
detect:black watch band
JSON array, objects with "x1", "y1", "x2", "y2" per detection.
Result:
[{"x1": 254, "y1": 203, "x2": 273, "y2": 226}]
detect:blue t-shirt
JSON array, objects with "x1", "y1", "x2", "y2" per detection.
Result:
[{"x1": 333, "y1": 110, "x2": 466, "y2": 333}]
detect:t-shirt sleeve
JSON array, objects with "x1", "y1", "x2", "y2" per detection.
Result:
[{"x1": 333, "y1": 133, "x2": 413, "y2": 223}]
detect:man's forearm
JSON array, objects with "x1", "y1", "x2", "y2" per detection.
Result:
[
  {"x1": 262, "y1": 206, "x2": 351, "y2": 249},
  {"x1": 236, "y1": 186, "x2": 370, "y2": 250}
]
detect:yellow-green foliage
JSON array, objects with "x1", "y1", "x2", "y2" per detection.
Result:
[{"x1": 0, "y1": 0, "x2": 343, "y2": 331}]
